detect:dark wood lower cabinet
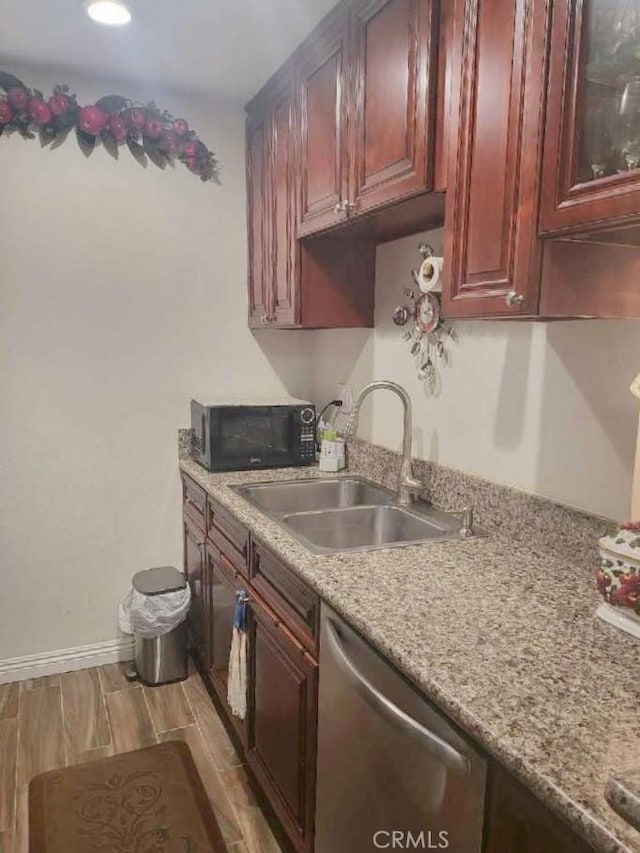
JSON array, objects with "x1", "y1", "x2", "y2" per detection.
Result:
[
  {"x1": 182, "y1": 477, "x2": 597, "y2": 853},
  {"x1": 484, "y1": 763, "x2": 595, "y2": 853},
  {"x1": 247, "y1": 594, "x2": 318, "y2": 853},
  {"x1": 183, "y1": 513, "x2": 209, "y2": 669}
]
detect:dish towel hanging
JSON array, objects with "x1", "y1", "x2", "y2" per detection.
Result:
[{"x1": 227, "y1": 591, "x2": 248, "y2": 719}]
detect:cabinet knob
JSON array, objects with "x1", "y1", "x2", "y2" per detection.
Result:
[
  {"x1": 334, "y1": 200, "x2": 356, "y2": 216},
  {"x1": 505, "y1": 291, "x2": 525, "y2": 307}
]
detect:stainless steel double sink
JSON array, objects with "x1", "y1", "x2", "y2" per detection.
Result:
[{"x1": 232, "y1": 476, "x2": 470, "y2": 555}]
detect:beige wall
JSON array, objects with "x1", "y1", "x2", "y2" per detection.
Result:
[
  {"x1": 312, "y1": 230, "x2": 640, "y2": 521},
  {"x1": 0, "y1": 74, "x2": 312, "y2": 661}
]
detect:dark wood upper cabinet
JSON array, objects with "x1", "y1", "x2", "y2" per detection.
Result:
[
  {"x1": 349, "y1": 0, "x2": 437, "y2": 215},
  {"x1": 245, "y1": 0, "x2": 445, "y2": 328},
  {"x1": 247, "y1": 70, "x2": 299, "y2": 328},
  {"x1": 297, "y1": 8, "x2": 351, "y2": 237},
  {"x1": 246, "y1": 50, "x2": 375, "y2": 329},
  {"x1": 247, "y1": 594, "x2": 318, "y2": 853},
  {"x1": 540, "y1": 0, "x2": 640, "y2": 237},
  {"x1": 297, "y1": 0, "x2": 439, "y2": 234},
  {"x1": 269, "y1": 86, "x2": 299, "y2": 325},
  {"x1": 441, "y1": 0, "x2": 549, "y2": 318},
  {"x1": 247, "y1": 115, "x2": 269, "y2": 327}
]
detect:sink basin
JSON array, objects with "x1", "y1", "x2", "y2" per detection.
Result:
[
  {"x1": 234, "y1": 476, "x2": 392, "y2": 514},
  {"x1": 232, "y1": 475, "x2": 474, "y2": 555},
  {"x1": 281, "y1": 505, "x2": 460, "y2": 554}
]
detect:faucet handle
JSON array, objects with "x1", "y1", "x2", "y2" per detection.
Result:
[
  {"x1": 344, "y1": 410, "x2": 359, "y2": 440},
  {"x1": 436, "y1": 504, "x2": 474, "y2": 538},
  {"x1": 459, "y1": 506, "x2": 474, "y2": 538}
]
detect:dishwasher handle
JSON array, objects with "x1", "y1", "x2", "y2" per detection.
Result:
[{"x1": 325, "y1": 618, "x2": 471, "y2": 778}]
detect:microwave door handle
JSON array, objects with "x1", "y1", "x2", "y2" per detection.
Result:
[{"x1": 325, "y1": 619, "x2": 471, "y2": 778}]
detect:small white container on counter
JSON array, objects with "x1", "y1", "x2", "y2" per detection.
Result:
[{"x1": 319, "y1": 432, "x2": 345, "y2": 473}]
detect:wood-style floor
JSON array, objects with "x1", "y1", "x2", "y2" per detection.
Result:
[{"x1": 0, "y1": 663, "x2": 282, "y2": 853}]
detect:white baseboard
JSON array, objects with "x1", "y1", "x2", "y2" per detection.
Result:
[{"x1": 0, "y1": 637, "x2": 135, "y2": 685}]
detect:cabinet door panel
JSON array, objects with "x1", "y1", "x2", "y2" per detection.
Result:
[
  {"x1": 269, "y1": 90, "x2": 299, "y2": 325},
  {"x1": 350, "y1": 0, "x2": 436, "y2": 214},
  {"x1": 442, "y1": 0, "x2": 548, "y2": 317},
  {"x1": 247, "y1": 596, "x2": 318, "y2": 851},
  {"x1": 207, "y1": 544, "x2": 248, "y2": 741},
  {"x1": 540, "y1": 0, "x2": 640, "y2": 235},
  {"x1": 247, "y1": 119, "x2": 269, "y2": 327},
  {"x1": 183, "y1": 515, "x2": 209, "y2": 668},
  {"x1": 297, "y1": 11, "x2": 350, "y2": 236}
]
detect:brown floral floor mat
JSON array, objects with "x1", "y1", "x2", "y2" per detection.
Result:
[{"x1": 28, "y1": 740, "x2": 227, "y2": 852}]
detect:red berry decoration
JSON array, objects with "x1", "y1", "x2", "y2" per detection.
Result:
[
  {"x1": 173, "y1": 118, "x2": 189, "y2": 136},
  {"x1": 29, "y1": 98, "x2": 52, "y2": 126},
  {"x1": 7, "y1": 87, "x2": 29, "y2": 109},
  {"x1": 144, "y1": 117, "x2": 164, "y2": 140},
  {"x1": 0, "y1": 101, "x2": 12, "y2": 124},
  {"x1": 0, "y1": 74, "x2": 219, "y2": 182},
  {"x1": 162, "y1": 130, "x2": 181, "y2": 155},
  {"x1": 108, "y1": 115, "x2": 129, "y2": 142},
  {"x1": 78, "y1": 105, "x2": 108, "y2": 136},
  {"x1": 183, "y1": 140, "x2": 198, "y2": 158},
  {"x1": 48, "y1": 94, "x2": 70, "y2": 116}
]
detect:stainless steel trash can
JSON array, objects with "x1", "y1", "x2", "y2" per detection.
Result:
[{"x1": 129, "y1": 566, "x2": 189, "y2": 686}]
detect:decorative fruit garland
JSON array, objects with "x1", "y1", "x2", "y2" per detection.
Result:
[{"x1": 0, "y1": 72, "x2": 219, "y2": 183}]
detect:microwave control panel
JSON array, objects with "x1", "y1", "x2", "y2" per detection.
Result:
[{"x1": 300, "y1": 407, "x2": 316, "y2": 461}]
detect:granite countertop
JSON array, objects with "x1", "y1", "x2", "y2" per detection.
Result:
[{"x1": 179, "y1": 451, "x2": 640, "y2": 853}]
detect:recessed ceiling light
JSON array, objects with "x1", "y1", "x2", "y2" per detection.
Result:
[{"x1": 85, "y1": 0, "x2": 132, "y2": 26}]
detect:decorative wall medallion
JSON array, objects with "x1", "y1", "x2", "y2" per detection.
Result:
[
  {"x1": 392, "y1": 243, "x2": 457, "y2": 395},
  {"x1": 0, "y1": 71, "x2": 220, "y2": 183}
]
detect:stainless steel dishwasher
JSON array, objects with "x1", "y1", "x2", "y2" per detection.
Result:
[{"x1": 315, "y1": 605, "x2": 487, "y2": 852}]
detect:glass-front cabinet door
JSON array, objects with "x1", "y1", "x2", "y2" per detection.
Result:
[{"x1": 540, "y1": 0, "x2": 640, "y2": 234}]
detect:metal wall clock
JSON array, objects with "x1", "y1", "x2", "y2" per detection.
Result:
[{"x1": 392, "y1": 243, "x2": 457, "y2": 396}]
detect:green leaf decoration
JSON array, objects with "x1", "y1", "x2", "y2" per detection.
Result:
[
  {"x1": 39, "y1": 126, "x2": 57, "y2": 148},
  {"x1": 95, "y1": 95, "x2": 129, "y2": 114},
  {"x1": 143, "y1": 138, "x2": 168, "y2": 170},
  {"x1": 76, "y1": 127, "x2": 96, "y2": 158},
  {"x1": 49, "y1": 126, "x2": 73, "y2": 150},
  {"x1": 0, "y1": 71, "x2": 26, "y2": 92},
  {"x1": 60, "y1": 113, "x2": 80, "y2": 132},
  {"x1": 126, "y1": 137, "x2": 147, "y2": 167},
  {"x1": 101, "y1": 132, "x2": 120, "y2": 160}
]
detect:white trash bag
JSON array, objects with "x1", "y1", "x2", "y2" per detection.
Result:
[{"x1": 118, "y1": 584, "x2": 191, "y2": 639}]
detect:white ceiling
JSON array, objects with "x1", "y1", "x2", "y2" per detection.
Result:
[{"x1": 0, "y1": 0, "x2": 339, "y2": 102}]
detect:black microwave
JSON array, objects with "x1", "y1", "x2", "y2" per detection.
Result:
[{"x1": 190, "y1": 399, "x2": 316, "y2": 472}]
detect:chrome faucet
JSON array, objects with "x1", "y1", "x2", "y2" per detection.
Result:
[{"x1": 344, "y1": 381, "x2": 423, "y2": 506}]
